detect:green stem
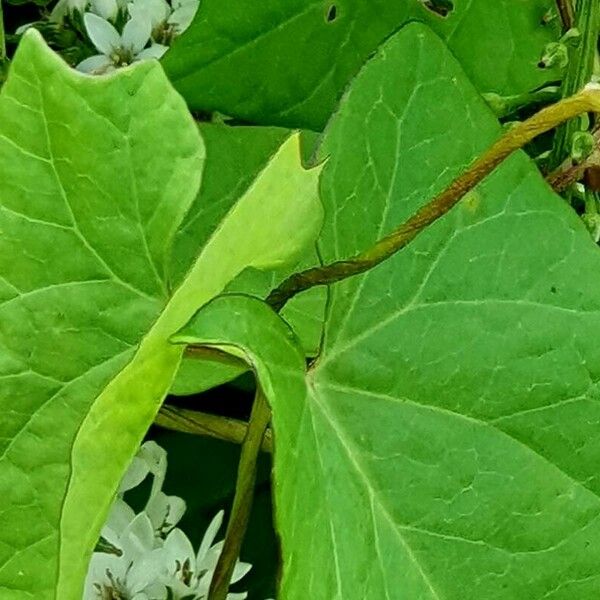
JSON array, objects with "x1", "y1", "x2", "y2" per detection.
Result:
[
  {"x1": 549, "y1": 0, "x2": 600, "y2": 169},
  {"x1": 155, "y1": 405, "x2": 272, "y2": 453},
  {"x1": 585, "y1": 188, "x2": 598, "y2": 213},
  {"x1": 483, "y1": 86, "x2": 560, "y2": 119},
  {"x1": 208, "y1": 389, "x2": 272, "y2": 600},
  {"x1": 184, "y1": 345, "x2": 248, "y2": 369},
  {"x1": 556, "y1": 0, "x2": 575, "y2": 30},
  {"x1": 0, "y1": 0, "x2": 6, "y2": 63},
  {"x1": 267, "y1": 88, "x2": 600, "y2": 311}
]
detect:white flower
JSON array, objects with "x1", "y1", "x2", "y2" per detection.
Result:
[
  {"x1": 51, "y1": 0, "x2": 129, "y2": 22},
  {"x1": 128, "y1": 0, "x2": 198, "y2": 44},
  {"x1": 159, "y1": 511, "x2": 251, "y2": 600},
  {"x1": 168, "y1": 0, "x2": 198, "y2": 33},
  {"x1": 84, "y1": 512, "x2": 167, "y2": 600},
  {"x1": 86, "y1": 441, "x2": 251, "y2": 600},
  {"x1": 129, "y1": 0, "x2": 170, "y2": 29},
  {"x1": 146, "y1": 490, "x2": 187, "y2": 538},
  {"x1": 127, "y1": 441, "x2": 186, "y2": 538},
  {"x1": 89, "y1": 0, "x2": 121, "y2": 20},
  {"x1": 77, "y1": 12, "x2": 167, "y2": 75},
  {"x1": 50, "y1": 0, "x2": 89, "y2": 22}
]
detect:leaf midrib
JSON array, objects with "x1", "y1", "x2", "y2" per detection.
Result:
[
  {"x1": 317, "y1": 378, "x2": 600, "y2": 510},
  {"x1": 308, "y1": 384, "x2": 444, "y2": 600},
  {"x1": 319, "y1": 297, "x2": 599, "y2": 369}
]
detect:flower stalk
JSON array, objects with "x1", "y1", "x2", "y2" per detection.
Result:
[
  {"x1": 556, "y1": 0, "x2": 575, "y2": 30},
  {"x1": 156, "y1": 405, "x2": 273, "y2": 453},
  {"x1": 208, "y1": 389, "x2": 272, "y2": 600},
  {"x1": 0, "y1": 0, "x2": 6, "y2": 64}
]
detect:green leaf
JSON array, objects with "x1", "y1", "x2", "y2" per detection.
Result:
[
  {"x1": 176, "y1": 23, "x2": 600, "y2": 599},
  {"x1": 227, "y1": 265, "x2": 325, "y2": 355},
  {"x1": 169, "y1": 123, "x2": 325, "y2": 395},
  {"x1": 170, "y1": 123, "x2": 290, "y2": 286},
  {"x1": 0, "y1": 32, "x2": 321, "y2": 599},
  {"x1": 168, "y1": 124, "x2": 287, "y2": 395},
  {"x1": 162, "y1": 0, "x2": 559, "y2": 130}
]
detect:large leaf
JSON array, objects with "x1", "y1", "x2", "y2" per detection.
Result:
[
  {"x1": 162, "y1": 0, "x2": 559, "y2": 130},
  {"x1": 175, "y1": 23, "x2": 600, "y2": 599},
  {"x1": 169, "y1": 123, "x2": 325, "y2": 395},
  {"x1": 0, "y1": 32, "x2": 321, "y2": 599}
]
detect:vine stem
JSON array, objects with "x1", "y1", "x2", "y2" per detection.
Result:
[
  {"x1": 548, "y1": 0, "x2": 600, "y2": 169},
  {"x1": 155, "y1": 405, "x2": 273, "y2": 452},
  {"x1": 0, "y1": 0, "x2": 6, "y2": 63},
  {"x1": 208, "y1": 389, "x2": 272, "y2": 600},
  {"x1": 556, "y1": 0, "x2": 575, "y2": 30},
  {"x1": 267, "y1": 87, "x2": 600, "y2": 311}
]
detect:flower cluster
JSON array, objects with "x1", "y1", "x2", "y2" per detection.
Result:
[
  {"x1": 19, "y1": 0, "x2": 199, "y2": 75},
  {"x1": 78, "y1": 0, "x2": 198, "y2": 74},
  {"x1": 85, "y1": 441, "x2": 251, "y2": 600}
]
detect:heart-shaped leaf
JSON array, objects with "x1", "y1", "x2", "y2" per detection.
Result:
[
  {"x1": 0, "y1": 32, "x2": 321, "y2": 599},
  {"x1": 174, "y1": 23, "x2": 600, "y2": 599}
]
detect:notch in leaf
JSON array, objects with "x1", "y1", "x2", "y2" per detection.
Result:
[{"x1": 420, "y1": 0, "x2": 454, "y2": 17}]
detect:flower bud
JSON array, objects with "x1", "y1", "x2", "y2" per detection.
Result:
[
  {"x1": 538, "y1": 42, "x2": 569, "y2": 69},
  {"x1": 571, "y1": 131, "x2": 595, "y2": 164}
]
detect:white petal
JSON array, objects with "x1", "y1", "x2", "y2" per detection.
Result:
[
  {"x1": 50, "y1": 0, "x2": 70, "y2": 21},
  {"x1": 163, "y1": 528, "x2": 195, "y2": 570},
  {"x1": 129, "y1": 0, "x2": 170, "y2": 27},
  {"x1": 230, "y1": 560, "x2": 252, "y2": 584},
  {"x1": 91, "y1": 0, "x2": 118, "y2": 20},
  {"x1": 200, "y1": 541, "x2": 222, "y2": 573},
  {"x1": 140, "y1": 581, "x2": 168, "y2": 599},
  {"x1": 150, "y1": 0, "x2": 172, "y2": 22},
  {"x1": 143, "y1": 581, "x2": 168, "y2": 599},
  {"x1": 86, "y1": 552, "x2": 127, "y2": 590},
  {"x1": 163, "y1": 495, "x2": 186, "y2": 530},
  {"x1": 146, "y1": 491, "x2": 186, "y2": 533},
  {"x1": 128, "y1": 0, "x2": 148, "y2": 24},
  {"x1": 127, "y1": 549, "x2": 166, "y2": 593},
  {"x1": 168, "y1": 0, "x2": 198, "y2": 32},
  {"x1": 196, "y1": 510, "x2": 223, "y2": 567},
  {"x1": 139, "y1": 442, "x2": 167, "y2": 474},
  {"x1": 76, "y1": 53, "x2": 113, "y2": 73},
  {"x1": 104, "y1": 498, "x2": 136, "y2": 538},
  {"x1": 15, "y1": 22, "x2": 35, "y2": 35},
  {"x1": 168, "y1": 578, "x2": 196, "y2": 598},
  {"x1": 139, "y1": 441, "x2": 168, "y2": 502},
  {"x1": 119, "y1": 456, "x2": 151, "y2": 494},
  {"x1": 121, "y1": 513, "x2": 156, "y2": 560},
  {"x1": 226, "y1": 593, "x2": 248, "y2": 600},
  {"x1": 84, "y1": 13, "x2": 120, "y2": 54},
  {"x1": 135, "y1": 44, "x2": 168, "y2": 60},
  {"x1": 51, "y1": 0, "x2": 88, "y2": 21},
  {"x1": 121, "y1": 13, "x2": 152, "y2": 54},
  {"x1": 145, "y1": 491, "x2": 169, "y2": 532}
]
